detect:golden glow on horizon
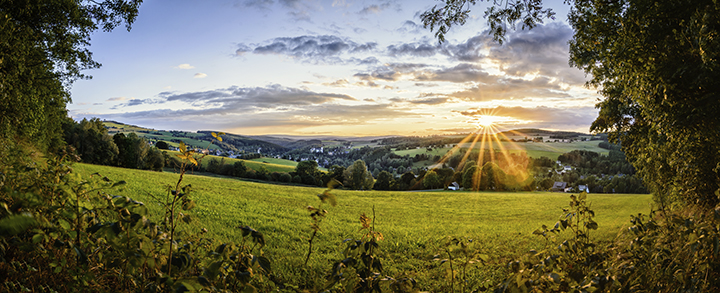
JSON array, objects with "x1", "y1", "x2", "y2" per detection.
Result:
[
  {"x1": 424, "y1": 117, "x2": 532, "y2": 191},
  {"x1": 474, "y1": 115, "x2": 502, "y2": 128}
]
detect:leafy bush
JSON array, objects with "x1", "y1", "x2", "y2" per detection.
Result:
[
  {"x1": 495, "y1": 192, "x2": 720, "y2": 292},
  {"x1": 0, "y1": 137, "x2": 272, "y2": 292}
]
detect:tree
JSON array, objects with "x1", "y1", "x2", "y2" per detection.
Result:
[
  {"x1": 114, "y1": 132, "x2": 150, "y2": 169},
  {"x1": 294, "y1": 160, "x2": 321, "y2": 186},
  {"x1": 63, "y1": 117, "x2": 118, "y2": 165},
  {"x1": 423, "y1": 0, "x2": 720, "y2": 207},
  {"x1": 156, "y1": 141, "x2": 170, "y2": 150},
  {"x1": 0, "y1": 0, "x2": 142, "y2": 152},
  {"x1": 423, "y1": 170, "x2": 442, "y2": 189},
  {"x1": 373, "y1": 171, "x2": 395, "y2": 191},
  {"x1": 343, "y1": 160, "x2": 374, "y2": 190},
  {"x1": 322, "y1": 165, "x2": 345, "y2": 187},
  {"x1": 462, "y1": 165, "x2": 478, "y2": 191},
  {"x1": 478, "y1": 162, "x2": 507, "y2": 191},
  {"x1": 399, "y1": 171, "x2": 417, "y2": 190}
]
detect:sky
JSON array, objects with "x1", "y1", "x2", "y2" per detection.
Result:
[{"x1": 68, "y1": 0, "x2": 601, "y2": 137}]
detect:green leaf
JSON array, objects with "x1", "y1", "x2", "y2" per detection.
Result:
[
  {"x1": 257, "y1": 256, "x2": 271, "y2": 273},
  {"x1": 203, "y1": 260, "x2": 223, "y2": 280},
  {"x1": 179, "y1": 141, "x2": 187, "y2": 153},
  {"x1": 242, "y1": 284, "x2": 257, "y2": 293},
  {"x1": 32, "y1": 233, "x2": 44, "y2": 244},
  {"x1": 111, "y1": 180, "x2": 127, "y2": 188}
]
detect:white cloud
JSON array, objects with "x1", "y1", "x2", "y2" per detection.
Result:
[
  {"x1": 194, "y1": 73, "x2": 208, "y2": 79},
  {"x1": 107, "y1": 97, "x2": 127, "y2": 101},
  {"x1": 175, "y1": 63, "x2": 195, "y2": 69}
]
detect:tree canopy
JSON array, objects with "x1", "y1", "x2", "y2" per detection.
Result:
[
  {"x1": 0, "y1": 0, "x2": 142, "y2": 151},
  {"x1": 423, "y1": 0, "x2": 720, "y2": 207}
]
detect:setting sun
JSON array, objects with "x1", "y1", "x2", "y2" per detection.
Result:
[{"x1": 474, "y1": 115, "x2": 502, "y2": 128}]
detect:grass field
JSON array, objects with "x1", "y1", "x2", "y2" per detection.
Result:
[{"x1": 73, "y1": 163, "x2": 652, "y2": 290}]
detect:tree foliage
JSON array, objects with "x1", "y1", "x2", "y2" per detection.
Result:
[
  {"x1": 373, "y1": 171, "x2": 395, "y2": 191},
  {"x1": 62, "y1": 117, "x2": 118, "y2": 165},
  {"x1": 0, "y1": 0, "x2": 142, "y2": 151},
  {"x1": 423, "y1": 0, "x2": 720, "y2": 207},
  {"x1": 423, "y1": 170, "x2": 442, "y2": 189},
  {"x1": 421, "y1": 0, "x2": 555, "y2": 43},
  {"x1": 343, "y1": 160, "x2": 374, "y2": 190},
  {"x1": 572, "y1": 0, "x2": 720, "y2": 206}
]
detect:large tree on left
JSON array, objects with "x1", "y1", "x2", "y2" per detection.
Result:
[{"x1": 0, "y1": 0, "x2": 142, "y2": 151}]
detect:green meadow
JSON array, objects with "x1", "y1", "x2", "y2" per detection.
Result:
[{"x1": 73, "y1": 163, "x2": 653, "y2": 290}]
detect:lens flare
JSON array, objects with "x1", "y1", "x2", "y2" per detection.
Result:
[{"x1": 474, "y1": 115, "x2": 502, "y2": 128}]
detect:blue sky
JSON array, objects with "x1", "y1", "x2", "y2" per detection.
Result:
[{"x1": 68, "y1": 0, "x2": 599, "y2": 136}]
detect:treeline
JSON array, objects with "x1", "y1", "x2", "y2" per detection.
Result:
[
  {"x1": 62, "y1": 118, "x2": 165, "y2": 171},
  {"x1": 197, "y1": 158, "x2": 375, "y2": 191},
  {"x1": 532, "y1": 149, "x2": 648, "y2": 194},
  {"x1": 379, "y1": 136, "x2": 464, "y2": 150}
]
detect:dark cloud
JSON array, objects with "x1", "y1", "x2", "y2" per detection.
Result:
[
  {"x1": 95, "y1": 102, "x2": 418, "y2": 133},
  {"x1": 441, "y1": 34, "x2": 491, "y2": 62},
  {"x1": 353, "y1": 63, "x2": 429, "y2": 82},
  {"x1": 116, "y1": 85, "x2": 355, "y2": 114},
  {"x1": 236, "y1": 35, "x2": 377, "y2": 64},
  {"x1": 386, "y1": 42, "x2": 439, "y2": 57},
  {"x1": 111, "y1": 98, "x2": 158, "y2": 109},
  {"x1": 447, "y1": 76, "x2": 570, "y2": 102},
  {"x1": 413, "y1": 63, "x2": 493, "y2": 83},
  {"x1": 486, "y1": 23, "x2": 586, "y2": 85}
]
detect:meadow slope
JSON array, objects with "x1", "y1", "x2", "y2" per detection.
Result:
[{"x1": 73, "y1": 163, "x2": 653, "y2": 290}]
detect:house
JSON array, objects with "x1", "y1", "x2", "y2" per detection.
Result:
[
  {"x1": 578, "y1": 185, "x2": 590, "y2": 193},
  {"x1": 552, "y1": 181, "x2": 567, "y2": 192},
  {"x1": 563, "y1": 166, "x2": 573, "y2": 172},
  {"x1": 448, "y1": 182, "x2": 460, "y2": 191}
]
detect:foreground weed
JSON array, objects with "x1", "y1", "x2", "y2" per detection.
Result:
[
  {"x1": 326, "y1": 206, "x2": 418, "y2": 292},
  {"x1": 433, "y1": 236, "x2": 489, "y2": 293},
  {"x1": 305, "y1": 179, "x2": 340, "y2": 265}
]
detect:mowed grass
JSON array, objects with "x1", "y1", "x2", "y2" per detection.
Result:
[{"x1": 73, "y1": 163, "x2": 652, "y2": 290}]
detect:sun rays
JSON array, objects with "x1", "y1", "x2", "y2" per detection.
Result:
[{"x1": 431, "y1": 113, "x2": 532, "y2": 191}]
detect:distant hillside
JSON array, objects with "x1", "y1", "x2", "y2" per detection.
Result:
[{"x1": 103, "y1": 121, "x2": 287, "y2": 154}]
